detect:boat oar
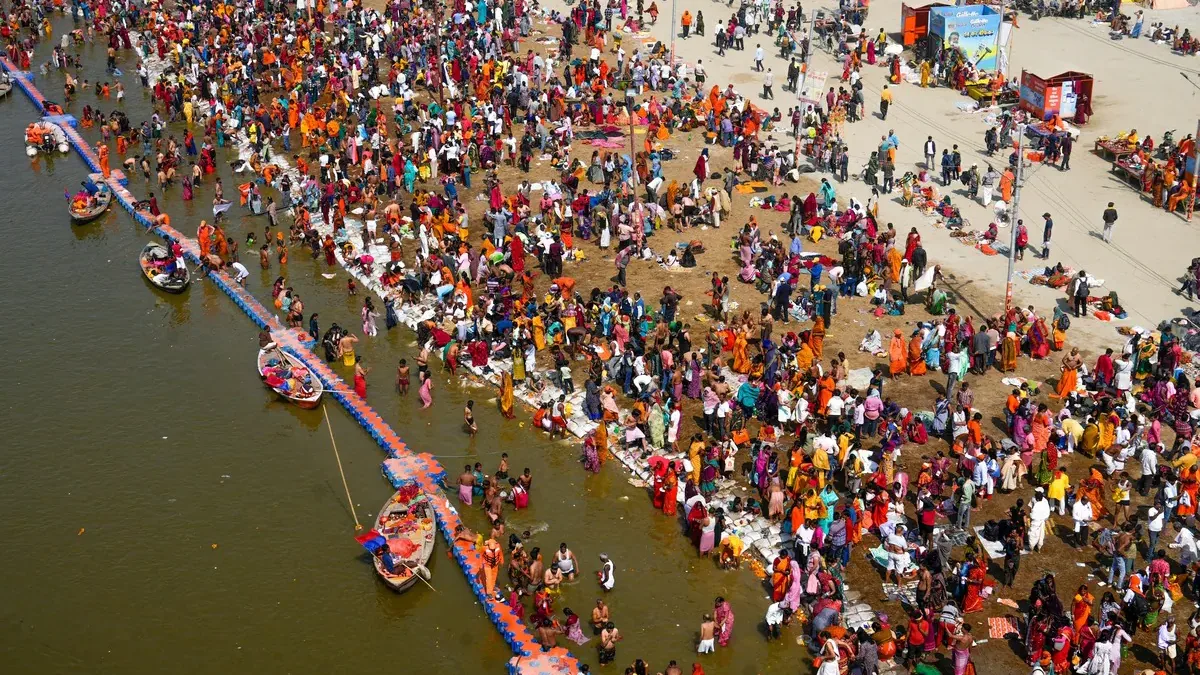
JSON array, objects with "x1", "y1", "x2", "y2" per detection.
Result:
[
  {"x1": 401, "y1": 562, "x2": 439, "y2": 593},
  {"x1": 321, "y1": 403, "x2": 363, "y2": 531}
]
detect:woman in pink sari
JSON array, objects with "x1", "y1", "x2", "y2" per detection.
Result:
[
  {"x1": 714, "y1": 597, "x2": 735, "y2": 647},
  {"x1": 867, "y1": 39, "x2": 877, "y2": 65},
  {"x1": 418, "y1": 371, "x2": 434, "y2": 409},
  {"x1": 784, "y1": 556, "x2": 804, "y2": 610}
]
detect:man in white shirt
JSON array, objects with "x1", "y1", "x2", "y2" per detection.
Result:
[
  {"x1": 826, "y1": 393, "x2": 844, "y2": 433},
  {"x1": 945, "y1": 349, "x2": 965, "y2": 397},
  {"x1": 1071, "y1": 495, "x2": 1094, "y2": 549},
  {"x1": 765, "y1": 601, "x2": 792, "y2": 640},
  {"x1": 230, "y1": 261, "x2": 250, "y2": 286},
  {"x1": 1164, "y1": 476, "x2": 1181, "y2": 520},
  {"x1": 1139, "y1": 443, "x2": 1159, "y2": 496},
  {"x1": 1171, "y1": 522, "x2": 1198, "y2": 566},
  {"x1": 884, "y1": 525, "x2": 911, "y2": 584},
  {"x1": 1028, "y1": 488, "x2": 1051, "y2": 552},
  {"x1": 1158, "y1": 617, "x2": 1177, "y2": 669},
  {"x1": 715, "y1": 398, "x2": 731, "y2": 440},
  {"x1": 1148, "y1": 507, "x2": 1165, "y2": 558}
]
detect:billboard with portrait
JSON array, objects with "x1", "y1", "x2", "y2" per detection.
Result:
[{"x1": 928, "y1": 6, "x2": 1002, "y2": 72}]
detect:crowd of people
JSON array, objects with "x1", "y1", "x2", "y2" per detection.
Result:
[{"x1": 10, "y1": 0, "x2": 1200, "y2": 672}]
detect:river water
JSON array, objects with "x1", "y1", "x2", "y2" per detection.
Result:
[{"x1": 0, "y1": 14, "x2": 792, "y2": 674}]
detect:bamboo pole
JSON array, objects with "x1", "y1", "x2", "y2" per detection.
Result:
[{"x1": 322, "y1": 403, "x2": 363, "y2": 531}]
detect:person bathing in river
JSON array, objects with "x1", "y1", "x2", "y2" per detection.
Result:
[{"x1": 457, "y1": 465, "x2": 476, "y2": 505}]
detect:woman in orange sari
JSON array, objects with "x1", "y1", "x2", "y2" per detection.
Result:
[
  {"x1": 594, "y1": 420, "x2": 610, "y2": 463},
  {"x1": 1180, "y1": 465, "x2": 1200, "y2": 518},
  {"x1": 887, "y1": 247, "x2": 903, "y2": 284},
  {"x1": 1071, "y1": 585, "x2": 1094, "y2": 636},
  {"x1": 770, "y1": 551, "x2": 792, "y2": 601},
  {"x1": 888, "y1": 329, "x2": 906, "y2": 378},
  {"x1": 732, "y1": 329, "x2": 750, "y2": 374},
  {"x1": 810, "y1": 316, "x2": 826, "y2": 359},
  {"x1": 817, "y1": 373, "x2": 836, "y2": 416},
  {"x1": 795, "y1": 338, "x2": 815, "y2": 373},
  {"x1": 1097, "y1": 411, "x2": 1117, "y2": 452},
  {"x1": 908, "y1": 333, "x2": 927, "y2": 376},
  {"x1": 1076, "y1": 469, "x2": 1110, "y2": 521},
  {"x1": 1001, "y1": 331, "x2": 1019, "y2": 372}
]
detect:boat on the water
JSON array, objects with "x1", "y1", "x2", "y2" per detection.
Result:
[
  {"x1": 24, "y1": 121, "x2": 69, "y2": 156},
  {"x1": 359, "y1": 485, "x2": 436, "y2": 593},
  {"x1": 138, "y1": 242, "x2": 190, "y2": 293},
  {"x1": 256, "y1": 343, "x2": 323, "y2": 409},
  {"x1": 69, "y1": 187, "x2": 112, "y2": 225}
]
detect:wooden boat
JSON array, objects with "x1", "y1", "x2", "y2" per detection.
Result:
[
  {"x1": 371, "y1": 487, "x2": 437, "y2": 592},
  {"x1": 256, "y1": 343, "x2": 323, "y2": 409},
  {"x1": 0, "y1": 80, "x2": 12, "y2": 98},
  {"x1": 138, "y1": 242, "x2": 190, "y2": 293},
  {"x1": 70, "y1": 188, "x2": 112, "y2": 225}
]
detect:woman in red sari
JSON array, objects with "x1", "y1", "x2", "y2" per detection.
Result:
[
  {"x1": 1029, "y1": 319, "x2": 1051, "y2": 359},
  {"x1": 651, "y1": 461, "x2": 668, "y2": 510},
  {"x1": 962, "y1": 554, "x2": 990, "y2": 613},
  {"x1": 870, "y1": 488, "x2": 891, "y2": 533},
  {"x1": 1049, "y1": 624, "x2": 1074, "y2": 674},
  {"x1": 662, "y1": 467, "x2": 679, "y2": 516}
]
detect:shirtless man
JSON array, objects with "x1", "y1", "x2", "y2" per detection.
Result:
[
  {"x1": 543, "y1": 563, "x2": 564, "y2": 593},
  {"x1": 554, "y1": 543, "x2": 578, "y2": 580},
  {"x1": 457, "y1": 465, "x2": 475, "y2": 505},
  {"x1": 488, "y1": 519, "x2": 505, "y2": 544},
  {"x1": 665, "y1": 661, "x2": 684, "y2": 675},
  {"x1": 416, "y1": 342, "x2": 431, "y2": 377},
  {"x1": 517, "y1": 468, "x2": 533, "y2": 494},
  {"x1": 598, "y1": 622, "x2": 621, "y2": 666},
  {"x1": 396, "y1": 359, "x2": 410, "y2": 395},
  {"x1": 527, "y1": 547, "x2": 544, "y2": 591},
  {"x1": 453, "y1": 524, "x2": 478, "y2": 549},
  {"x1": 536, "y1": 618, "x2": 562, "y2": 653},
  {"x1": 698, "y1": 614, "x2": 716, "y2": 653},
  {"x1": 591, "y1": 599, "x2": 610, "y2": 634},
  {"x1": 486, "y1": 489, "x2": 504, "y2": 525}
]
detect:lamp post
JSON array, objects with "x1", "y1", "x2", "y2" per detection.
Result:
[
  {"x1": 1004, "y1": 131, "x2": 1025, "y2": 315},
  {"x1": 626, "y1": 87, "x2": 639, "y2": 203}
]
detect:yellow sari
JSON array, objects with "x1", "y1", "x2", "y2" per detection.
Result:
[
  {"x1": 532, "y1": 316, "x2": 546, "y2": 350},
  {"x1": 499, "y1": 372, "x2": 515, "y2": 419}
]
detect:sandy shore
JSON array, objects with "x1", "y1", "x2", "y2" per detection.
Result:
[{"x1": 614, "y1": 0, "x2": 1200, "y2": 353}]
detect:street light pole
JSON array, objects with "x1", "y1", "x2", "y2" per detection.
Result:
[
  {"x1": 792, "y1": 9, "x2": 817, "y2": 166},
  {"x1": 1188, "y1": 118, "x2": 1200, "y2": 222},
  {"x1": 626, "y1": 88, "x2": 639, "y2": 204},
  {"x1": 669, "y1": 0, "x2": 678, "y2": 66},
  {"x1": 993, "y1": 0, "x2": 1005, "y2": 78},
  {"x1": 1005, "y1": 131, "x2": 1025, "y2": 315}
]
